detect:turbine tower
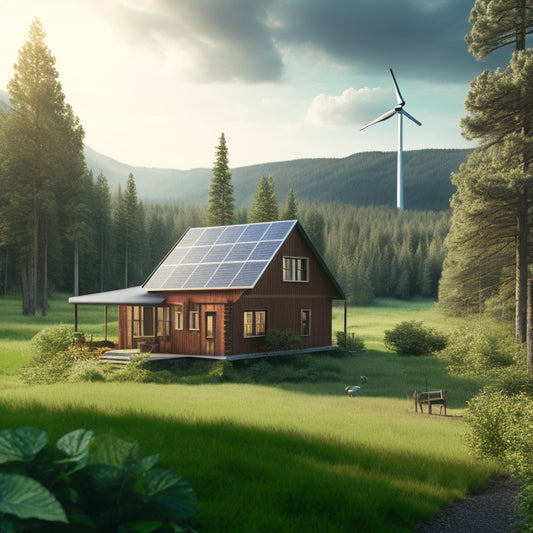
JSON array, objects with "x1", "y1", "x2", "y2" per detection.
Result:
[{"x1": 360, "y1": 69, "x2": 421, "y2": 210}]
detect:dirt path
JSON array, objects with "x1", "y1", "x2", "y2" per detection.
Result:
[{"x1": 415, "y1": 477, "x2": 523, "y2": 533}]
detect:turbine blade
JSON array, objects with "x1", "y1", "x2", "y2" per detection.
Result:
[
  {"x1": 389, "y1": 68, "x2": 405, "y2": 107},
  {"x1": 360, "y1": 109, "x2": 396, "y2": 131},
  {"x1": 401, "y1": 109, "x2": 422, "y2": 126}
]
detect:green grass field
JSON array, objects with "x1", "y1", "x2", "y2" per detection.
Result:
[{"x1": 0, "y1": 294, "x2": 503, "y2": 532}]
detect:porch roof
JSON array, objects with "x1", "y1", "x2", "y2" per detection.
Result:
[{"x1": 69, "y1": 286, "x2": 166, "y2": 306}]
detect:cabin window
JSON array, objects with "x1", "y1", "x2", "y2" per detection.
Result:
[
  {"x1": 174, "y1": 305, "x2": 184, "y2": 330},
  {"x1": 244, "y1": 310, "x2": 266, "y2": 337},
  {"x1": 157, "y1": 307, "x2": 170, "y2": 340},
  {"x1": 283, "y1": 257, "x2": 309, "y2": 282},
  {"x1": 132, "y1": 306, "x2": 154, "y2": 336},
  {"x1": 301, "y1": 309, "x2": 311, "y2": 336},
  {"x1": 189, "y1": 310, "x2": 200, "y2": 331}
]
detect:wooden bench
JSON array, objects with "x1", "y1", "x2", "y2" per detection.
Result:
[{"x1": 414, "y1": 389, "x2": 447, "y2": 415}]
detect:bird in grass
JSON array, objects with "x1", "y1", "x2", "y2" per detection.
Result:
[{"x1": 345, "y1": 385, "x2": 361, "y2": 397}]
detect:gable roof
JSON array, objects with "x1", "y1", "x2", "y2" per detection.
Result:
[{"x1": 143, "y1": 220, "x2": 297, "y2": 291}]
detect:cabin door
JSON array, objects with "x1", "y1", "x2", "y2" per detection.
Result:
[{"x1": 205, "y1": 312, "x2": 216, "y2": 356}]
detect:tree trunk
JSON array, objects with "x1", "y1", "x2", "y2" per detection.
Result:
[
  {"x1": 41, "y1": 232, "x2": 48, "y2": 316},
  {"x1": 516, "y1": 201, "x2": 528, "y2": 343},
  {"x1": 527, "y1": 278, "x2": 533, "y2": 374}
]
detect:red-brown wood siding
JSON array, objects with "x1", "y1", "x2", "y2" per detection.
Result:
[
  {"x1": 165, "y1": 290, "x2": 243, "y2": 355},
  {"x1": 117, "y1": 226, "x2": 342, "y2": 355}
]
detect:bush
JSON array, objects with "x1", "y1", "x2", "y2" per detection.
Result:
[
  {"x1": 208, "y1": 360, "x2": 236, "y2": 382},
  {"x1": 335, "y1": 331, "x2": 365, "y2": 352},
  {"x1": 0, "y1": 426, "x2": 196, "y2": 532},
  {"x1": 20, "y1": 326, "x2": 77, "y2": 384},
  {"x1": 465, "y1": 388, "x2": 533, "y2": 530},
  {"x1": 439, "y1": 323, "x2": 522, "y2": 375},
  {"x1": 383, "y1": 321, "x2": 447, "y2": 356},
  {"x1": 261, "y1": 329, "x2": 303, "y2": 352}
]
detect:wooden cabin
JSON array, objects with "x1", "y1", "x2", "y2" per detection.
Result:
[{"x1": 70, "y1": 220, "x2": 345, "y2": 357}]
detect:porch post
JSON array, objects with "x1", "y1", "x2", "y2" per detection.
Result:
[
  {"x1": 74, "y1": 303, "x2": 78, "y2": 332},
  {"x1": 344, "y1": 300, "x2": 347, "y2": 342},
  {"x1": 104, "y1": 305, "x2": 108, "y2": 341}
]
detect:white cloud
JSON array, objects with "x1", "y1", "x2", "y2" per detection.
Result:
[{"x1": 306, "y1": 87, "x2": 388, "y2": 128}]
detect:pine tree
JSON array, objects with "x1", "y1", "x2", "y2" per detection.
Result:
[
  {"x1": 443, "y1": 4, "x2": 533, "y2": 348},
  {"x1": 281, "y1": 188, "x2": 298, "y2": 220},
  {"x1": 0, "y1": 18, "x2": 85, "y2": 314},
  {"x1": 207, "y1": 133, "x2": 235, "y2": 226},
  {"x1": 249, "y1": 175, "x2": 279, "y2": 223}
]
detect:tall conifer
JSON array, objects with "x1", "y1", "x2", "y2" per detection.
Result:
[
  {"x1": 207, "y1": 133, "x2": 235, "y2": 226},
  {"x1": 0, "y1": 18, "x2": 85, "y2": 314}
]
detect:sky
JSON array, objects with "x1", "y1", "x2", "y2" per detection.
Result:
[{"x1": 0, "y1": 0, "x2": 510, "y2": 170}]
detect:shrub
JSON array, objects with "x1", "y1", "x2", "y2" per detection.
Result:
[
  {"x1": 208, "y1": 360, "x2": 236, "y2": 382},
  {"x1": 261, "y1": 329, "x2": 303, "y2": 352},
  {"x1": 465, "y1": 388, "x2": 533, "y2": 530},
  {"x1": 335, "y1": 331, "x2": 365, "y2": 352},
  {"x1": 0, "y1": 426, "x2": 196, "y2": 532},
  {"x1": 439, "y1": 323, "x2": 522, "y2": 375},
  {"x1": 383, "y1": 321, "x2": 447, "y2": 356},
  {"x1": 20, "y1": 326, "x2": 77, "y2": 384}
]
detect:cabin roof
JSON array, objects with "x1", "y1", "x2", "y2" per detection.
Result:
[
  {"x1": 69, "y1": 286, "x2": 166, "y2": 306},
  {"x1": 143, "y1": 220, "x2": 298, "y2": 291}
]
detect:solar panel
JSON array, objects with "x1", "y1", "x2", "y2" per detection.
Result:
[
  {"x1": 164, "y1": 246, "x2": 189, "y2": 265},
  {"x1": 196, "y1": 226, "x2": 225, "y2": 245},
  {"x1": 178, "y1": 227, "x2": 204, "y2": 247},
  {"x1": 165, "y1": 264, "x2": 196, "y2": 288},
  {"x1": 216, "y1": 225, "x2": 246, "y2": 244},
  {"x1": 143, "y1": 220, "x2": 297, "y2": 290},
  {"x1": 262, "y1": 220, "x2": 295, "y2": 240},
  {"x1": 224, "y1": 242, "x2": 256, "y2": 262},
  {"x1": 143, "y1": 265, "x2": 174, "y2": 290},
  {"x1": 238, "y1": 223, "x2": 269, "y2": 242},
  {"x1": 205, "y1": 262, "x2": 243, "y2": 287},
  {"x1": 249, "y1": 240, "x2": 282, "y2": 261},
  {"x1": 230, "y1": 261, "x2": 268, "y2": 287},
  {"x1": 182, "y1": 263, "x2": 218, "y2": 288},
  {"x1": 202, "y1": 244, "x2": 232, "y2": 263},
  {"x1": 182, "y1": 246, "x2": 210, "y2": 264}
]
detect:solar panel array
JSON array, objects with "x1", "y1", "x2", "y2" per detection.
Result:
[{"x1": 143, "y1": 220, "x2": 297, "y2": 290}]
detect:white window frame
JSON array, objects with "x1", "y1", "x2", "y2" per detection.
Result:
[
  {"x1": 283, "y1": 256, "x2": 309, "y2": 282},
  {"x1": 174, "y1": 305, "x2": 183, "y2": 330},
  {"x1": 189, "y1": 310, "x2": 200, "y2": 331}
]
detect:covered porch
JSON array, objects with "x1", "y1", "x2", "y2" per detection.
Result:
[{"x1": 69, "y1": 286, "x2": 167, "y2": 351}]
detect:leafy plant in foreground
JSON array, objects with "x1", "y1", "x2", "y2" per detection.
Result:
[{"x1": 0, "y1": 426, "x2": 196, "y2": 532}]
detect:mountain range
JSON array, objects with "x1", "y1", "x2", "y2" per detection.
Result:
[
  {"x1": 85, "y1": 146, "x2": 470, "y2": 211},
  {"x1": 0, "y1": 89, "x2": 467, "y2": 211}
]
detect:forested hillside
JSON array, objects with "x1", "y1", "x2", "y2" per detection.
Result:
[{"x1": 85, "y1": 146, "x2": 469, "y2": 211}]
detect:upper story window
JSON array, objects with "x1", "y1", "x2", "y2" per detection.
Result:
[{"x1": 283, "y1": 257, "x2": 309, "y2": 282}]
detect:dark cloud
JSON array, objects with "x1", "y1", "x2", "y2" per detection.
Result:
[
  {"x1": 114, "y1": 0, "x2": 507, "y2": 84},
  {"x1": 115, "y1": 0, "x2": 283, "y2": 82},
  {"x1": 271, "y1": 0, "x2": 503, "y2": 83}
]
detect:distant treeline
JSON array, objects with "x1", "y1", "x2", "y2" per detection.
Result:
[{"x1": 0, "y1": 167, "x2": 448, "y2": 304}]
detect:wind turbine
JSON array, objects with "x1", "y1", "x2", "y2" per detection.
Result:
[{"x1": 360, "y1": 69, "x2": 421, "y2": 210}]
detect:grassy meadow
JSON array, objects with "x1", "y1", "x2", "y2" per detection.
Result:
[{"x1": 0, "y1": 294, "x2": 503, "y2": 532}]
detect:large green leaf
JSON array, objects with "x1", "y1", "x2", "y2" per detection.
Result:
[
  {"x1": 55, "y1": 428, "x2": 94, "y2": 473},
  {"x1": 0, "y1": 427, "x2": 48, "y2": 464},
  {"x1": 89, "y1": 433, "x2": 139, "y2": 468},
  {"x1": 0, "y1": 473, "x2": 68, "y2": 523},
  {"x1": 143, "y1": 469, "x2": 196, "y2": 521}
]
